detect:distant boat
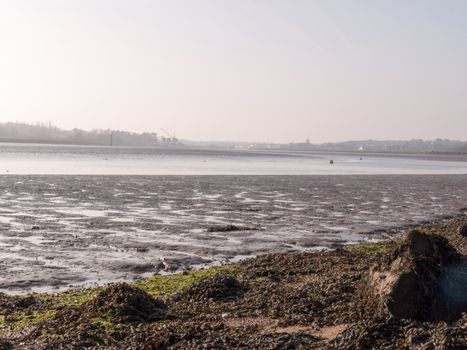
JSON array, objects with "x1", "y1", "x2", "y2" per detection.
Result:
[{"x1": 330, "y1": 160, "x2": 334, "y2": 164}]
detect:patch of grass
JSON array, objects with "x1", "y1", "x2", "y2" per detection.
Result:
[
  {"x1": 135, "y1": 265, "x2": 233, "y2": 299},
  {"x1": 345, "y1": 242, "x2": 389, "y2": 256}
]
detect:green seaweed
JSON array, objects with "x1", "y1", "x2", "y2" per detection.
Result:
[
  {"x1": 0, "y1": 310, "x2": 56, "y2": 331},
  {"x1": 91, "y1": 317, "x2": 118, "y2": 334},
  {"x1": 308, "y1": 292, "x2": 321, "y2": 300},
  {"x1": 345, "y1": 242, "x2": 389, "y2": 256},
  {"x1": 35, "y1": 287, "x2": 101, "y2": 308},
  {"x1": 135, "y1": 265, "x2": 233, "y2": 298},
  {"x1": 253, "y1": 276, "x2": 269, "y2": 283}
]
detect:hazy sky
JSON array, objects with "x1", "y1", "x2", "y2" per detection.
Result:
[{"x1": 0, "y1": 0, "x2": 466, "y2": 143}]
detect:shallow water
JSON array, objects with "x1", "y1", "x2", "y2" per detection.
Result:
[
  {"x1": 1, "y1": 143, "x2": 467, "y2": 175},
  {"x1": 0, "y1": 174, "x2": 466, "y2": 294}
]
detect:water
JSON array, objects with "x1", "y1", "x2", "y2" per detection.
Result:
[{"x1": 0, "y1": 143, "x2": 467, "y2": 175}]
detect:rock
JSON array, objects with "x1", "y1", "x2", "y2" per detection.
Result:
[
  {"x1": 368, "y1": 230, "x2": 464, "y2": 320},
  {"x1": 458, "y1": 223, "x2": 467, "y2": 237},
  {"x1": 206, "y1": 224, "x2": 263, "y2": 232},
  {"x1": 83, "y1": 283, "x2": 167, "y2": 322},
  {"x1": 111, "y1": 262, "x2": 154, "y2": 273}
]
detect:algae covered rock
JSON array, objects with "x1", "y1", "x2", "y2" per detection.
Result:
[{"x1": 369, "y1": 230, "x2": 466, "y2": 321}]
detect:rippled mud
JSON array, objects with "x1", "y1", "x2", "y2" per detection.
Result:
[{"x1": 0, "y1": 175, "x2": 466, "y2": 293}]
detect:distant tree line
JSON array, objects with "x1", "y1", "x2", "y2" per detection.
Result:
[
  {"x1": 0, "y1": 122, "x2": 180, "y2": 147},
  {"x1": 285, "y1": 139, "x2": 467, "y2": 154}
]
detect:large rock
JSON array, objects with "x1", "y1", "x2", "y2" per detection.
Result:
[{"x1": 369, "y1": 230, "x2": 465, "y2": 321}]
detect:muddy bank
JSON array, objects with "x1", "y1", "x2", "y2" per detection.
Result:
[
  {"x1": 0, "y1": 175, "x2": 467, "y2": 293},
  {"x1": 0, "y1": 215, "x2": 465, "y2": 349}
]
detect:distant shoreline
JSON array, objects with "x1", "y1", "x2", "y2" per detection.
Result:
[
  {"x1": 254, "y1": 148, "x2": 467, "y2": 163},
  {"x1": 0, "y1": 138, "x2": 100, "y2": 146}
]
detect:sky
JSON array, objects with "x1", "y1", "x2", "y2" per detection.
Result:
[{"x1": 0, "y1": 0, "x2": 466, "y2": 143}]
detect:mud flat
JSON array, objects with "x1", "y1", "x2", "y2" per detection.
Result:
[
  {"x1": 0, "y1": 175, "x2": 467, "y2": 293},
  {"x1": 0, "y1": 215, "x2": 465, "y2": 349}
]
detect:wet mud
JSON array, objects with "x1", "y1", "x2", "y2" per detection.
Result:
[{"x1": 0, "y1": 175, "x2": 466, "y2": 293}]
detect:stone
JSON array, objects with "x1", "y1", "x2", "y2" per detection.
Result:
[{"x1": 368, "y1": 230, "x2": 464, "y2": 321}]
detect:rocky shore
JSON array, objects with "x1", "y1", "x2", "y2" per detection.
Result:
[{"x1": 0, "y1": 216, "x2": 466, "y2": 349}]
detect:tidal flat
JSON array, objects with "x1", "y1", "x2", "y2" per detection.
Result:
[{"x1": 0, "y1": 175, "x2": 466, "y2": 293}]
